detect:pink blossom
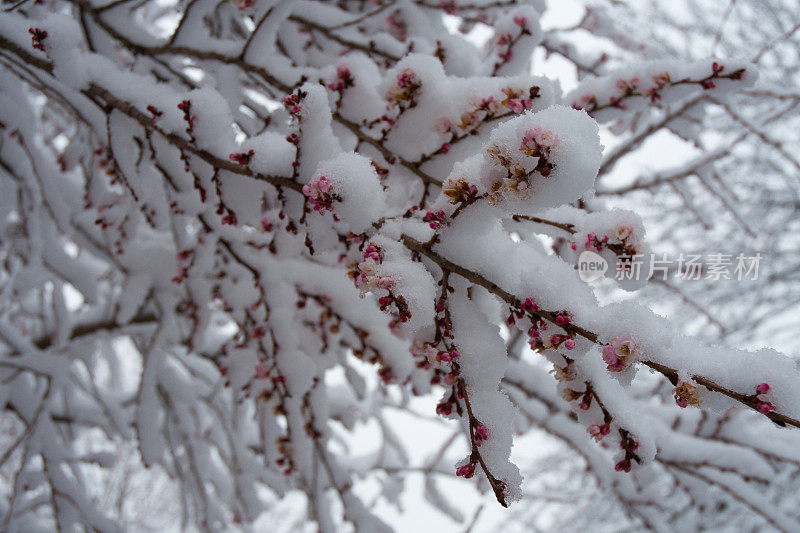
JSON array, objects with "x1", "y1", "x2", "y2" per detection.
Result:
[
  {"x1": 756, "y1": 382, "x2": 770, "y2": 395},
  {"x1": 758, "y1": 402, "x2": 776, "y2": 414},
  {"x1": 616, "y1": 223, "x2": 634, "y2": 241},
  {"x1": 673, "y1": 380, "x2": 700, "y2": 408},
  {"x1": 396, "y1": 68, "x2": 418, "y2": 88},
  {"x1": 506, "y1": 98, "x2": 524, "y2": 113},
  {"x1": 434, "y1": 117, "x2": 451, "y2": 133},
  {"x1": 303, "y1": 175, "x2": 336, "y2": 213},
  {"x1": 602, "y1": 336, "x2": 639, "y2": 372},
  {"x1": 588, "y1": 423, "x2": 610, "y2": 442}
]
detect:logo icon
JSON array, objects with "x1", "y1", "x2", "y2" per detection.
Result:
[{"x1": 578, "y1": 250, "x2": 608, "y2": 282}]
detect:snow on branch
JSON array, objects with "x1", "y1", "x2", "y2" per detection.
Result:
[{"x1": 0, "y1": 0, "x2": 797, "y2": 531}]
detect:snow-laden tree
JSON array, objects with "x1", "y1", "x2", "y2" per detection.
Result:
[
  {"x1": 1, "y1": 0, "x2": 799, "y2": 531},
  {"x1": 543, "y1": 0, "x2": 800, "y2": 352}
]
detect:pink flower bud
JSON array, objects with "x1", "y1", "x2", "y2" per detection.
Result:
[
  {"x1": 615, "y1": 459, "x2": 631, "y2": 473},
  {"x1": 456, "y1": 462, "x2": 476, "y2": 478}
]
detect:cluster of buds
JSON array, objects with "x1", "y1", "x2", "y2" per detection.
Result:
[
  {"x1": 496, "y1": 33, "x2": 514, "y2": 61},
  {"x1": 283, "y1": 90, "x2": 306, "y2": 117},
  {"x1": 435, "y1": 401, "x2": 453, "y2": 415},
  {"x1": 350, "y1": 243, "x2": 398, "y2": 294},
  {"x1": 302, "y1": 175, "x2": 339, "y2": 215},
  {"x1": 571, "y1": 224, "x2": 642, "y2": 260},
  {"x1": 701, "y1": 62, "x2": 728, "y2": 89},
  {"x1": 508, "y1": 298, "x2": 550, "y2": 350},
  {"x1": 442, "y1": 178, "x2": 480, "y2": 206},
  {"x1": 378, "y1": 292, "x2": 411, "y2": 323},
  {"x1": 327, "y1": 64, "x2": 354, "y2": 93},
  {"x1": 456, "y1": 460, "x2": 476, "y2": 479},
  {"x1": 673, "y1": 379, "x2": 701, "y2": 408},
  {"x1": 602, "y1": 336, "x2": 639, "y2": 372},
  {"x1": 519, "y1": 125, "x2": 558, "y2": 177},
  {"x1": 408, "y1": 338, "x2": 439, "y2": 370},
  {"x1": 409, "y1": 338, "x2": 459, "y2": 373},
  {"x1": 521, "y1": 125, "x2": 558, "y2": 154},
  {"x1": 177, "y1": 100, "x2": 195, "y2": 140},
  {"x1": 500, "y1": 86, "x2": 535, "y2": 114},
  {"x1": 550, "y1": 333, "x2": 575, "y2": 351},
  {"x1": 216, "y1": 197, "x2": 238, "y2": 225},
  {"x1": 28, "y1": 27, "x2": 47, "y2": 51},
  {"x1": 432, "y1": 366, "x2": 460, "y2": 405},
  {"x1": 615, "y1": 431, "x2": 641, "y2": 473},
  {"x1": 554, "y1": 312, "x2": 571, "y2": 326},
  {"x1": 573, "y1": 63, "x2": 746, "y2": 114},
  {"x1": 587, "y1": 422, "x2": 611, "y2": 442},
  {"x1": 754, "y1": 382, "x2": 776, "y2": 414},
  {"x1": 454, "y1": 86, "x2": 540, "y2": 134},
  {"x1": 172, "y1": 249, "x2": 193, "y2": 284},
  {"x1": 495, "y1": 17, "x2": 530, "y2": 63},
  {"x1": 648, "y1": 72, "x2": 671, "y2": 102},
  {"x1": 423, "y1": 210, "x2": 446, "y2": 229},
  {"x1": 385, "y1": 68, "x2": 421, "y2": 108},
  {"x1": 506, "y1": 298, "x2": 534, "y2": 327},
  {"x1": 577, "y1": 232, "x2": 608, "y2": 252},
  {"x1": 229, "y1": 150, "x2": 254, "y2": 166},
  {"x1": 487, "y1": 124, "x2": 559, "y2": 196}
]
